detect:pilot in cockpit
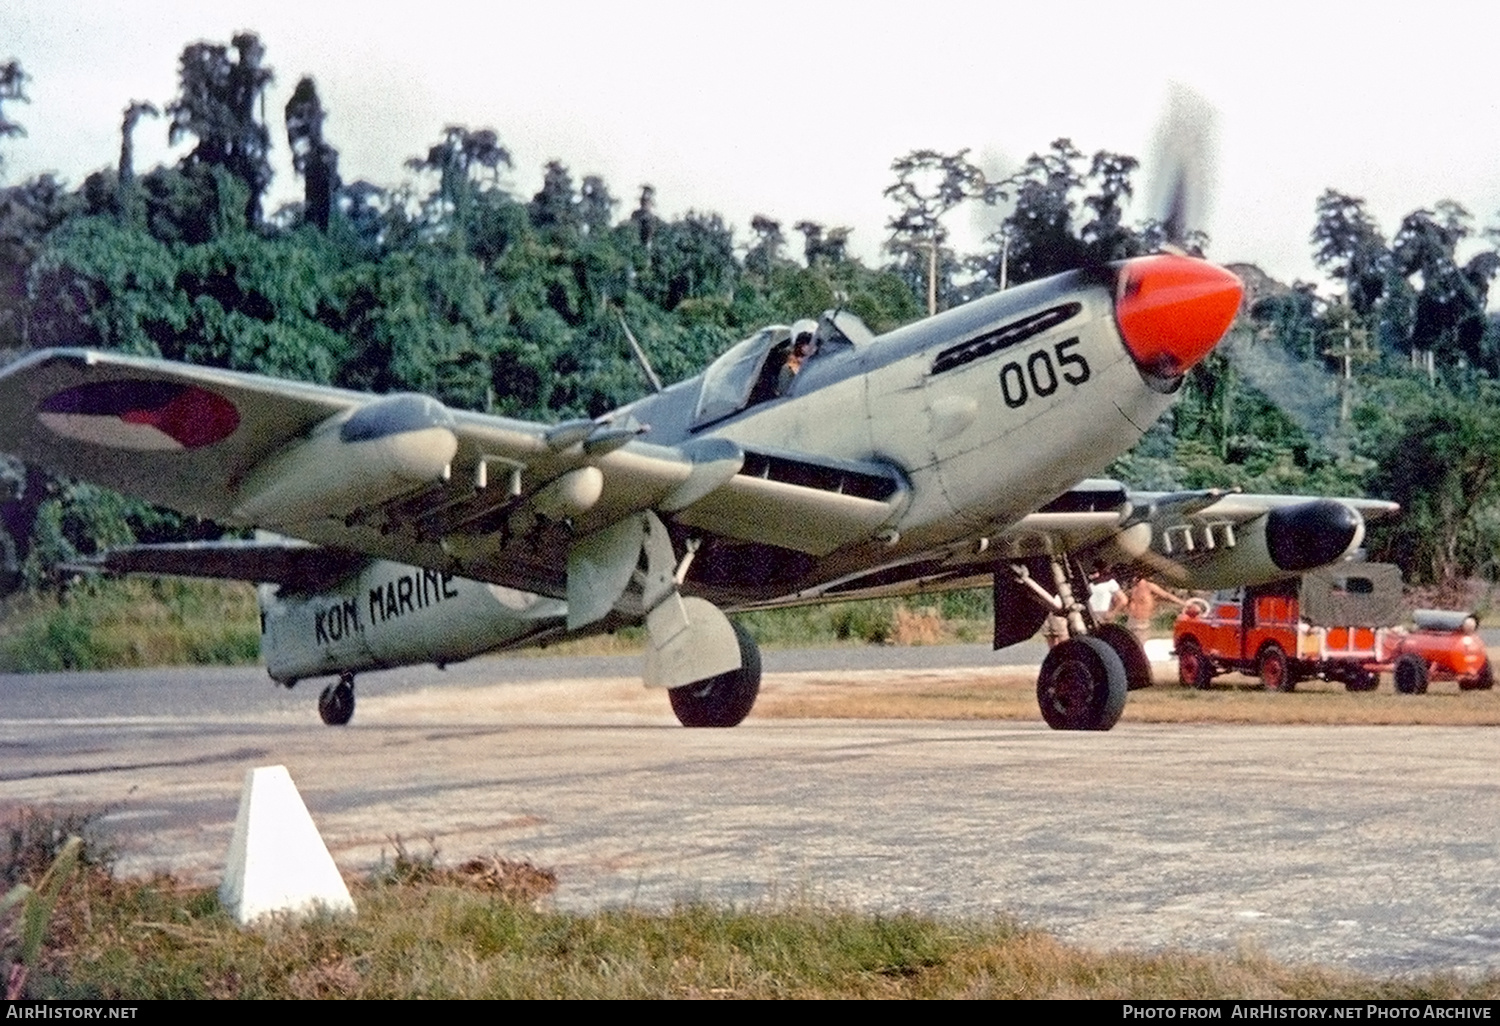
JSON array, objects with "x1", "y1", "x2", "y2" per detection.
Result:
[{"x1": 776, "y1": 318, "x2": 820, "y2": 395}]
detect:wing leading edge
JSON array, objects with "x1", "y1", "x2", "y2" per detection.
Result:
[{"x1": 0, "y1": 349, "x2": 912, "y2": 596}]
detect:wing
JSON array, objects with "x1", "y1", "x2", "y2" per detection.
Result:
[
  {"x1": 711, "y1": 478, "x2": 1399, "y2": 611},
  {"x1": 0, "y1": 349, "x2": 910, "y2": 598},
  {"x1": 993, "y1": 480, "x2": 1399, "y2": 591}
]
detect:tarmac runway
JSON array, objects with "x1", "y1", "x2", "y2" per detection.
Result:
[{"x1": 2, "y1": 647, "x2": 1498, "y2": 977}]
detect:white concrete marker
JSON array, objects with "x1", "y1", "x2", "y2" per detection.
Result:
[{"x1": 219, "y1": 764, "x2": 356, "y2": 925}]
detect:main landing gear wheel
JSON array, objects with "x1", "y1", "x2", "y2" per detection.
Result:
[
  {"x1": 1258, "y1": 644, "x2": 1294, "y2": 693},
  {"x1": 1343, "y1": 669, "x2": 1380, "y2": 692},
  {"x1": 1037, "y1": 636, "x2": 1128, "y2": 731},
  {"x1": 318, "y1": 673, "x2": 355, "y2": 726},
  {"x1": 1394, "y1": 653, "x2": 1429, "y2": 695},
  {"x1": 668, "y1": 621, "x2": 762, "y2": 728},
  {"x1": 1093, "y1": 623, "x2": 1154, "y2": 691},
  {"x1": 1176, "y1": 636, "x2": 1213, "y2": 689}
]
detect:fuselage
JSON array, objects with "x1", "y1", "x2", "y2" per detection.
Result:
[{"x1": 616, "y1": 267, "x2": 1186, "y2": 605}]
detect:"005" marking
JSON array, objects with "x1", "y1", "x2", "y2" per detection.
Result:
[{"x1": 999, "y1": 337, "x2": 1090, "y2": 409}]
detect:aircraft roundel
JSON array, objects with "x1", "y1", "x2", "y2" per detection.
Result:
[{"x1": 38, "y1": 379, "x2": 240, "y2": 451}]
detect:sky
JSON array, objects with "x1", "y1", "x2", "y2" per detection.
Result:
[{"x1": 4, "y1": 1, "x2": 1499, "y2": 291}]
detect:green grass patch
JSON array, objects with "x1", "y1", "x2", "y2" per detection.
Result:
[
  {"x1": 5, "y1": 808, "x2": 1498, "y2": 999},
  {"x1": 0, "y1": 576, "x2": 993, "y2": 669},
  {"x1": 17, "y1": 876, "x2": 1500, "y2": 999},
  {"x1": 0, "y1": 578, "x2": 260, "y2": 672},
  {"x1": 738, "y1": 590, "x2": 992, "y2": 649}
]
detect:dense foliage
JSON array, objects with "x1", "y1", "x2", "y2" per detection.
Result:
[{"x1": 2, "y1": 33, "x2": 1500, "y2": 599}]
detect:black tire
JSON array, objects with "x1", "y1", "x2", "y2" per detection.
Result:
[
  {"x1": 1394, "y1": 653, "x2": 1429, "y2": 695},
  {"x1": 1176, "y1": 636, "x2": 1213, "y2": 689},
  {"x1": 1258, "y1": 644, "x2": 1294, "y2": 692},
  {"x1": 1094, "y1": 623, "x2": 1154, "y2": 691},
  {"x1": 1460, "y1": 660, "x2": 1494, "y2": 692},
  {"x1": 668, "y1": 621, "x2": 761, "y2": 727},
  {"x1": 318, "y1": 674, "x2": 355, "y2": 726},
  {"x1": 1343, "y1": 669, "x2": 1380, "y2": 692},
  {"x1": 1037, "y1": 636, "x2": 1128, "y2": 731}
]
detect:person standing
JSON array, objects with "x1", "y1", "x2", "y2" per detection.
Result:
[
  {"x1": 1089, "y1": 576, "x2": 1127, "y2": 621},
  {"x1": 1126, "y1": 577, "x2": 1187, "y2": 643}
]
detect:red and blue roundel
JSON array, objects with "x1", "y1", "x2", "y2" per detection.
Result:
[{"x1": 38, "y1": 380, "x2": 240, "y2": 451}]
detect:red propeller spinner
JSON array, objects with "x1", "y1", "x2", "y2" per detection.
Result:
[{"x1": 1114, "y1": 253, "x2": 1243, "y2": 379}]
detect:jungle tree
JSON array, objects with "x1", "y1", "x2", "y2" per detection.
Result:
[
  {"x1": 167, "y1": 33, "x2": 275, "y2": 226},
  {"x1": 408, "y1": 125, "x2": 512, "y2": 232},
  {"x1": 118, "y1": 101, "x2": 160, "y2": 187},
  {"x1": 0, "y1": 59, "x2": 27, "y2": 176},
  {"x1": 285, "y1": 77, "x2": 339, "y2": 230},
  {"x1": 883, "y1": 148, "x2": 991, "y2": 312},
  {"x1": 1392, "y1": 202, "x2": 1500, "y2": 372},
  {"x1": 1310, "y1": 189, "x2": 1389, "y2": 319}
]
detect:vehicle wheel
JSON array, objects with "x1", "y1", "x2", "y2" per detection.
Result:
[
  {"x1": 668, "y1": 621, "x2": 761, "y2": 727},
  {"x1": 1394, "y1": 653, "x2": 1429, "y2": 695},
  {"x1": 1460, "y1": 660, "x2": 1494, "y2": 692},
  {"x1": 1176, "y1": 636, "x2": 1213, "y2": 689},
  {"x1": 318, "y1": 673, "x2": 355, "y2": 726},
  {"x1": 1094, "y1": 623, "x2": 1153, "y2": 691},
  {"x1": 1344, "y1": 670, "x2": 1380, "y2": 692},
  {"x1": 1258, "y1": 644, "x2": 1294, "y2": 692},
  {"x1": 1037, "y1": 636, "x2": 1128, "y2": 731}
]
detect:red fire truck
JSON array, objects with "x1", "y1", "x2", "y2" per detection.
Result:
[{"x1": 1172, "y1": 563, "x2": 1492, "y2": 693}]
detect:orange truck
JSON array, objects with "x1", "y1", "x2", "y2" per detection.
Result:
[{"x1": 1172, "y1": 562, "x2": 1492, "y2": 693}]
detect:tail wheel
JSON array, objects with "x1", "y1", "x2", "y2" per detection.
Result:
[
  {"x1": 1093, "y1": 623, "x2": 1154, "y2": 691},
  {"x1": 1258, "y1": 644, "x2": 1294, "y2": 692},
  {"x1": 1037, "y1": 636, "x2": 1128, "y2": 731},
  {"x1": 668, "y1": 621, "x2": 761, "y2": 727},
  {"x1": 1176, "y1": 636, "x2": 1213, "y2": 689},
  {"x1": 1460, "y1": 660, "x2": 1494, "y2": 692},
  {"x1": 318, "y1": 673, "x2": 355, "y2": 726},
  {"x1": 1394, "y1": 654, "x2": 1429, "y2": 695}
]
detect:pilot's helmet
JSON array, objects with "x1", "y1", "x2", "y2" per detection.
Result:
[{"x1": 790, "y1": 318, "x2": 819, "y2": 351}]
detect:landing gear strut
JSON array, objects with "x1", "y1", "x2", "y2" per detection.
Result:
[
  {"x1": 1005, "y1": 555, "x2": 1134, "y2": 731},
  {"x1": 569, "y1": 511, "x2": 761, "y2": 727},
  {"x1": 318, "y1": 672, "x2": 355, "y2": 726},
  {"x1": 668, "y1": 621, "x2": 762, "y2": 727}
]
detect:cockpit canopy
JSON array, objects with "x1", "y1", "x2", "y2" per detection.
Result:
[{"x1": 693, "y1": 309, "x2": 874, "y2": 426}]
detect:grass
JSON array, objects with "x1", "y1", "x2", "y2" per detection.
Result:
[
  {"x1": 7, "y1": 813, "x2": 1498, "y2": 1000},
  {"x1": 2, "y1": 806, "x2": 117, "y2": 888},
  {"x1": 16, "y1": 867, "x2": 1500, "y2": 1000},
  {"x1": 0, "y1": 578, "x2": 993, "y2": 668},
  {"x1": 736, "y1": 592, "x2": 992, "y2": 648},
  {"x1": 526, "y1": 592, "x2": 995, "y2": 657},
  {"x1": 0, "y1": 578, "x2": 260, "y2": 672}
]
